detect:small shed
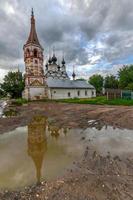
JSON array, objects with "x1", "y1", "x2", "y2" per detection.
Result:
[{"x1": 106, "y1": 89, "x2": 122, "y2": 100}]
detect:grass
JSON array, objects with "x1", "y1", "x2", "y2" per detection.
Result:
[
  {"x1": 9, "y1": 96, "x2": 133, "y2": 106},
  {"x1": 11, "y1": 98, "x2": 28, "y2": 106},
  {"x1": 57, "y1": 96, "x2": 133, "y2": 106}
]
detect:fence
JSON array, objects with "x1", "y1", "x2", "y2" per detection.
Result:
[
  {"x1": 122, "y1": 90, "x2": 133, "y2": 100},
  {"x1": 106, "y1": 89, "x2": 133, "y2": 100}
]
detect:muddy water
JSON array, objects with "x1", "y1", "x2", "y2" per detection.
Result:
[
  {"x1": 84, "y1": 124, "x2": 133, "y2": 157},
  {"x1": 0, "y1": 116, "x2": 84, "y2": 190},
  {"x1": 0, "y1": 116, "x2": 133, "y2": 191}
]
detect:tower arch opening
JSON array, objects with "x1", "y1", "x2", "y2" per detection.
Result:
[
  {"x1": 34, "y1": 49, "x2": 38, "y2": 58},
  {"x1": 26, "y1": 48, "x2": 30, "y2": 57}
]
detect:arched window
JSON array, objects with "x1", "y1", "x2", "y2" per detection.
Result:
[
  {"x1": 35, "y1": 60, "x2": 38, "y2": 64},
  {"x1": 26, "y1": 49, "x2": 30, "y2": 57},
  {"x1": 77, "y1": 91, "x2": 80, "y2": 96},
  {"x1": 34, "y1": 49, "x2": 38, "y2": 57},
  {"x1": 68, "y1": 92, "x2": 71, "y2": 97},
  {"x1": 85, "y1": 91, "x2": 87, "y2": 96}
]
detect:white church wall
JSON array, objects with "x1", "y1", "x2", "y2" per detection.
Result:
[
  {"x1": 29, "y1": 87, "x2": 45, "y2": 100},
  {"x1": 48, "y1": 88, "x2": 96, "y2": 99}
]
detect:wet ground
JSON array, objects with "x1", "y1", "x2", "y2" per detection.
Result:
[
  {"x1": 0, "y1": 102, "x2": 133, "y2": 199},
  {"x1": 0, "y1": 116, "x2": 84, "y2": 190},
  {"x1": 0, "y1": 101, "x2": 133, "y2": 135}
]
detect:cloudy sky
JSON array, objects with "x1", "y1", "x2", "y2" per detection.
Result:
[{"x1": 0, "y1": 0, "x2": 133, "y2": 81}]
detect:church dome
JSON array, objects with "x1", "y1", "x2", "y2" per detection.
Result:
[
  {"x1": 52, "y1": 54, "x2": 57, "y2": 63},
  {"x1": 62, "y1": 58, "x2": 65, "y2": 65},
  {"x1": 45, "y1": 63, "x2": 48, "y2": 70},
  {"x1": 48, "y1": 57, "x2": 52, "y2": 64}
]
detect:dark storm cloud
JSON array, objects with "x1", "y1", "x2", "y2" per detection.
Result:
[{"x1": 1, "y1": 0, "x2": 133, "y2": 75}]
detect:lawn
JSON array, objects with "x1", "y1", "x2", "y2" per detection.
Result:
[{"x1": 57, "y1": 96, "x2": 133, "y2": 106}]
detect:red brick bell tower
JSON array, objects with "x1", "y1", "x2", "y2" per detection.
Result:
[{"x1": 23, "y1": 9, "x2": 46, "y2": 100}]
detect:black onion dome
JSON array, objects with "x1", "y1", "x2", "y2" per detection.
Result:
[
  {"x1": 72, "y1": 71, "x2": 76, "y2": 78},
  {"x1": 48, "y1": 57, "x2": 52, "y2": 64},
  {"x1": 62, "y1": 58, "x2": 65, "y2": 65},
  {"x1": 45, "y1": 63, "x2": 48, "y2": 70},
  {"x1": 52, "y1": 54, "x2": 57, "y2": 63},
  {"x1": 58, "y1": 65, "x2": 60, "y2": 71}
]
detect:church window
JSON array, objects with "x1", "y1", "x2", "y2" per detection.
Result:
[
  {"x1": 34, "y1": 49, "x2": 38, "y2": 57},
  {"x1": 26, "y1": 49, "x2": 30, "y2": 57},
  {"x1": 68, "y1": 92, "x2": 71, "y2": 97},
  {"x1": 54, "y1": 91, "x2": 56, "y2": 94},
  {"x1": 85, "y1": 91, "x2": 87, "y2": 96},
  {"x1": 35, "y1": 60, "x2": 38, "y2": 64},
  {"x1": 77, "y1": 91, "x2": 80, "y2": 96},
  {"x1": 92, "y1": 91, "x2": 94, "y2": 96}
]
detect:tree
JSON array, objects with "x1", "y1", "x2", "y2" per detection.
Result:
[
  {"x1": 118, "y1": 65, "x2": 133, "y2": 89},
  {"x1": 125, "y1": 83, "x2": 133, "y2": 90},
  {"x1": 89, "y1": 74, "x2": 104, "y2": 94},
  {"x1": 1, "y1": 71, "x2": 25, "y2": 98},
  {"x1": 104, "y1": 75, "x2": 119, "y2": 89}
]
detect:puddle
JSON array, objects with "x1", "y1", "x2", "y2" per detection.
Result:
[
  {"x1": 84, "y1": 126, "x2": 133, "y2": 157},
  {"x1": 0, "y1": 116, "x2": 84, "y2": 190},
  {"x1": 0, "y1": 115, "x2": 133, "y2": 191}
]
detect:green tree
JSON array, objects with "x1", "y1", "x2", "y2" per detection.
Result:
[
  {"x1": 1, "y1": 71, "x2": 25, "y2": 98},
  {"x1": 125, "y1": 83, "x2": 133, "y2": 90},
  {"x1": 104, "y1": 75, "x2": 119, "y2": 89},
  {"x1": 118, "y1": 65, "x2": 133, "y2": 89},
  {"x1": 89, "y1": 74, "x2": 104, "y2": 94}
]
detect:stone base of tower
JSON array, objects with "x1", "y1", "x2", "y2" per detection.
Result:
[{"x1": 23, "y1": 86, "x2": 48, "y2": 100}]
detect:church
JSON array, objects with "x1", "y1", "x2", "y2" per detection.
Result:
[{"x1": 23, "y1": 10, "x2": 96, "y2": 100}]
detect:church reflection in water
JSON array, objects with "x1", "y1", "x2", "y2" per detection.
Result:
[
  {"x1": 27, "y1": 115, "x2": 69, "y2": 183},
  {"x1": 27, "y1": 116, "x2": 47, "y2": 183}
]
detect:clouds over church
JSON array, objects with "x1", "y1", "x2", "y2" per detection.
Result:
[{"x1": 23, "y1": 9, "x2": 96, "y2": 100}]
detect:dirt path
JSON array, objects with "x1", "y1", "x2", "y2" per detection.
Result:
[{"x1": 0, "y1": 102, "x2": 133, "y2": 134}]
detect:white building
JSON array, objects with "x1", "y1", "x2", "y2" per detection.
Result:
[{"x1": 23, "y1": 10, "x2": 96, "y2": 100}]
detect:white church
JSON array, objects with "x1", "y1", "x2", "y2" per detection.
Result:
[{"x1": 23, "y1": 10, "x2": 96, "y2": 100}]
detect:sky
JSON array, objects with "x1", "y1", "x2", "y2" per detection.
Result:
[{"x1": 0, "y1": 0, "x2": 133, "y2": 81}]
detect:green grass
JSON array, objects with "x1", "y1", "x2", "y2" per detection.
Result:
[
  {"x1": 57, "y1": 96, "x2": 133, "y2": 106},
  {"x1": 10, "y1": 97, "x2": 133, "y2": 106},
  {"x1": 11, "y1": 98, "x2": 28, "y2": 106}
]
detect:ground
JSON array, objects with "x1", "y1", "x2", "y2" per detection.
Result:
[
  {"x1": 0, "y1": 102, "x2": 133, "y2": 134},
  {"x1": 0, "y1": 102, "x2": 133, "y2": 200}
]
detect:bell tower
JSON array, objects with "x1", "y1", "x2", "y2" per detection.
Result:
[{"x1": 23, "y1": 9, "x2": 46, "y2": 100}]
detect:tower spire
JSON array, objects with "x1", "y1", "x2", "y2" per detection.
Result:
[
  {"x1": 72, "y1": 66, "x2": 76, "y2": 80},
  {"x1": 31, "y1": 8, "x2": 34, "y2": 17},
  {"x1": 52, "y1": 46, "x2": 57, "y2": 64},
  {"x1": 25, "y1": 8, "x2": 42, "y2": 48},
  {"x1": 53, "y1": 46, "x2": 55, "y2": 56},
  {"x1": 62, "y1": 53, "x2": 65, "y2": 65}
]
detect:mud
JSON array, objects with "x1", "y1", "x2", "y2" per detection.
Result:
[
  {"x1": 0, "y1": 102, "x2": 133, "y2": 200},
  {"x1": 0, "y1": 102, "x2": 133, "y2": 134}
]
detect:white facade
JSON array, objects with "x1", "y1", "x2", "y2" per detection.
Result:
[
  {"x1": 48, "y1": 88, "x2": 96, "y2": 99},
  {"x1": 29, "y1": 87, "x2": 46, "y2": 100}
]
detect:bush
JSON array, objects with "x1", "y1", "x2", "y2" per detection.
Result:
[{"x1": 11, "y1": 98, "x2": 28, "y2": 106}]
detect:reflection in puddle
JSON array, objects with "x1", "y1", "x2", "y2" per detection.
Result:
[
  {"x1": 0, "y1": 115, "x2": 133, "y2": 191},
  {"x1": 0, "y1": 116, "x2": 83, "y2": 190},
  {"x1": 27, "y1": 116, "x2": 47, "y2": 184},
  {"x1": 84, "y1": 126, "x2": 133, "y2": 156}
]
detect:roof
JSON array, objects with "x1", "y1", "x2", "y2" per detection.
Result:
[
  {"x1": 25, "y1": 10, "x2": 42, "y2": 49},
  {"x1": 46, "y1": 77, "x2": 95, "y2": 89}
]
